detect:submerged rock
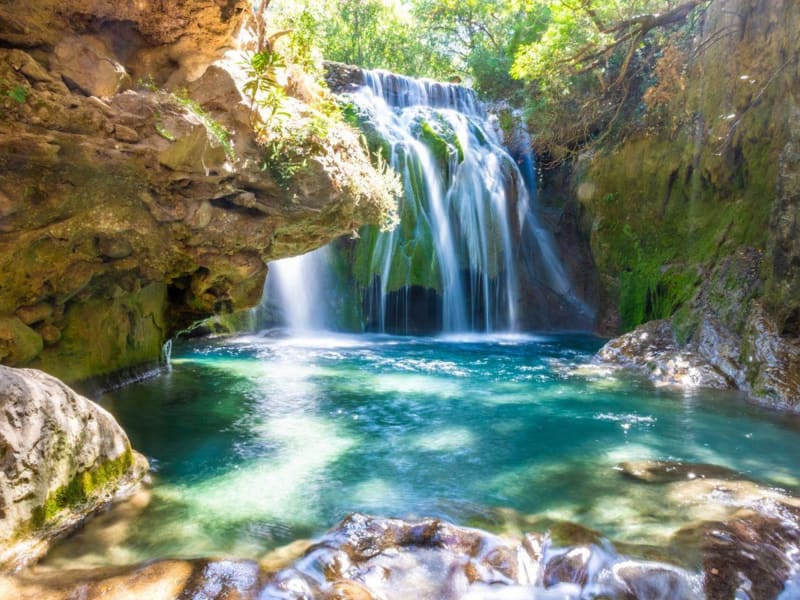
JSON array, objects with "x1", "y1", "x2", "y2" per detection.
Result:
[
  {"x1": 619, "y1": 460, "x2": 743, "y2": 484},
  {"x1": 0, "y1": 366, "x2": 147, "y2": 571}
]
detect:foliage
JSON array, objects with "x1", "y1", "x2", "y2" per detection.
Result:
[
  {"x1": 263, "y1": 0, "x2": 708, "y2": 163},
  {"x1": 510, "y1": 0, "x2": 709, "y2": 161},
  {"x1": 174, "y1": 91, "x2": 235, "y2": 160},
  {"x1": 6, "y1": 85, "x2": 28, "y2": 104},
  {"x1": 413, "y1": 0, "x2": 549, "y2": 100},
  {"x1": 242, "y1": 48, "x2": 287, "y2": 129},
  {"x1": 268, "y1": 0, "x2": 453, "y2": 80}
]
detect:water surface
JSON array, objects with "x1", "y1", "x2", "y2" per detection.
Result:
[{"x1": 42, "y1": 333, "x2": 800, "y2": 568}]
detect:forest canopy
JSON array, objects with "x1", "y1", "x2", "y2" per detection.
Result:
[{"x1": 266, "y1": 0, "x2": 711, "y2": 158}]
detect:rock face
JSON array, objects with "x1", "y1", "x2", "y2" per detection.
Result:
[
  {"x1": 0, "y1": 2, "x2": 397, "y2": 382},
  {"x1": 553, "y1": 0, "x2": 800, "y2": 408},
  {"x1": 0, "y1": 365, "x2": 147, "y2": 571}
]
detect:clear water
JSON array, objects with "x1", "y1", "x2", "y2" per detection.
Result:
[{"x1": 43, "y1": 333, "x2": 800, "y2": 569}]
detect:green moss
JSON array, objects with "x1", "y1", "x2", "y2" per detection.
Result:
[
  {"x1": 497, "y1": 109, "x2": 514, "y2": 139},
  {"x1": 35, "y1": 282, "x2": 168, "y2": 383},
  {"x1": 28, "y1": 450, "x2": 133, "y2": 532},
  {"x1": 340, "y1": 100, "x2": 391, "y2": 160},
  {"x1": 579, "y1": 125, "x2": 773, "y2": 334},
  {"x1": 414, "y1": 117, "x2": 464, "y2": 171}
]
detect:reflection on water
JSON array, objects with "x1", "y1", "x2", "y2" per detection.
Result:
[{"x1": 41, "y1": 333, "x2": 800, "y2": 570}]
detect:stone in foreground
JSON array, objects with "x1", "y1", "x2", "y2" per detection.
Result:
[{"x1": 0, "y1": 366, "x2": 148, "y2": 571}]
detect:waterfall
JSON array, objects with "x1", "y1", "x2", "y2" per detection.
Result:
[
  {"x1": 262, "y1": 69, "x2": 583, "y2": 334},
  {"x1": 261, "y1": 246, "x2": 337, "y2": 333}
]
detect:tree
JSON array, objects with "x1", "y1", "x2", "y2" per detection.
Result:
[
  {"x1": 269, "y1": 0, "x2": 453, "y2": 79},
  {"x1": 511, "y1": 0, "x2": 712, "y2": 162},
  {"x1": 412, "y1": 0, "x2": 550, "y2": 99}
]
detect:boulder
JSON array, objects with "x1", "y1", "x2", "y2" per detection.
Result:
[
  {"x1": 596, "y1": 320, "x2": 732, "y2": 390},
  {"x1": 51, "y1": 36, "x2": 131, "y2": 98},
  {"x1": 0, "y1": 366, "x2": 147, "y2": 571}
]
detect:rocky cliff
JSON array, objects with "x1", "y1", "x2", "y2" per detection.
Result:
[
  {"x1": 0, "y1": 0, "x2": 397, "y2": 382},
  {"x1": 553, "y1": 0, "x2": 800, "y2": 408}
]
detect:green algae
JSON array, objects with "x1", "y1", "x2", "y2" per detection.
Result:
[{"x1": 25, "y1": 449, "x2": 134, "y2": 535}]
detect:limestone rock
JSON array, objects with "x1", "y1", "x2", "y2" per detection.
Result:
[
  {"x1": 596, "y1": 320, "x2": 732, "y2": 390},
  {"x1": 157, "y1": 123, "x2": 227, "y2": 173},
  {"x1": 51, "y1": 36, "x2": 131, "y2": 98},
  {"x1": 0, "y1": 3, "x2": 398, "y2": 382},
  {"x1": 0, "y1": 366, "x2": 148, "y2": 571}
]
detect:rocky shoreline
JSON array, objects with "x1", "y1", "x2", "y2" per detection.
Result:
[{"x1": 3, "y1": 482, "x2": 800, "y2": 599}]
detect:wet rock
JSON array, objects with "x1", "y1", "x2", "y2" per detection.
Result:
[
  {"x1": 263, "y1": 514, "x2": 530, "y2": 598},
  {"x1": 596, "y1": 320, "x2": 732, "y2": 390},
  {"x1": 325, "y1": 62, "x2": 367, "y2": 93},
  {"x1": 0, "y1": 366, "x2": 147, "y2": 570},
  {"x1": 259, "y1": 539, "x2": 315, "y2": 574},
  {"x1": 543, "y1": 546, "x2": 591, "y2": 587},
  {"x1": 701, "y1": 505, "x2": 800, "y2": 600},
  {"x1": 619, "y1": 460, "x2": 743, "y2": 484},
  {"x1": 612, "y1": 561, "x2": 701, "y2": 599}
]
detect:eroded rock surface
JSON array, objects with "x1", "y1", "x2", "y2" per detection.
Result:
[
  {"x1": 0, "y1": 366, "x2": 147, "y2": 571},
  {"x1": 0, "y1": 3, "x2": 397, "y2": 382},
  {"x1": 566, "y1": 0, "x2": 800, "y2": 410}
]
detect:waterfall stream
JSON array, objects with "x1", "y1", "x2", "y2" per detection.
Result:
[{"x1": 263, "y1": 70, "x2": 583, "y2": 334}]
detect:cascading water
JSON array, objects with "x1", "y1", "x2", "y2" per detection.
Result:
[{"x1": 263, "y1": 69, "x2": 584, "y2": 334}]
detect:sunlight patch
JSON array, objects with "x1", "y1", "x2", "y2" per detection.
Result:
[
  {"x1": 166, "y1": 416, "x2": 355, "y2": 525},
  {"x1": 408, "y1": 427, "x2": 476, "y2": 452}
]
